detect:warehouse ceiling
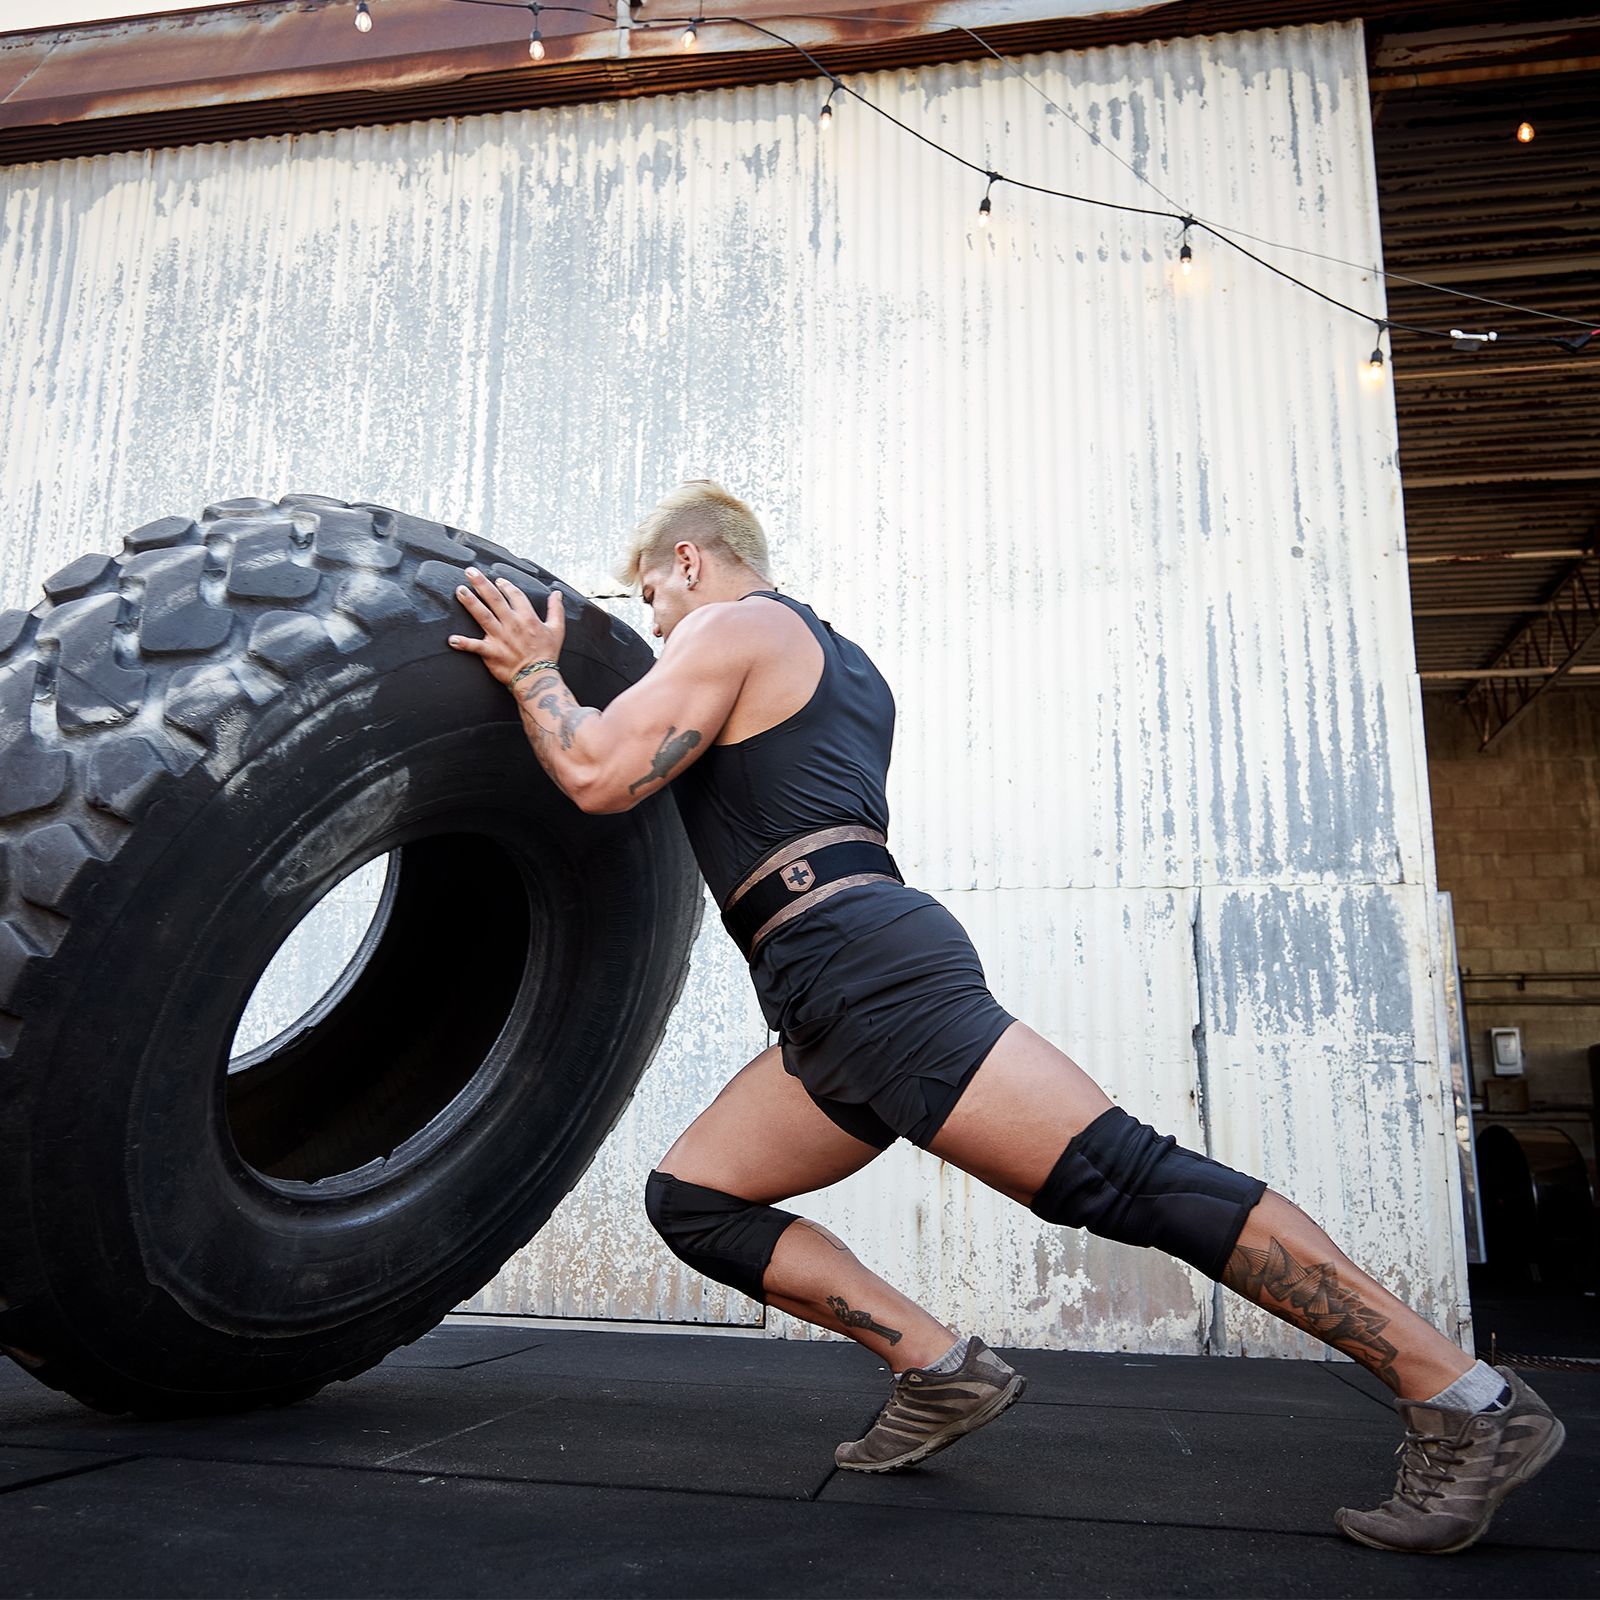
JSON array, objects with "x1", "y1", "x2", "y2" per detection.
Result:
[{"x1": 1366, "y1": 15, "x2": 1600, "y2": 745}]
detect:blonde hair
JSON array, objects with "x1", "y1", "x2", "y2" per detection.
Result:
[{"x1": 614, "y1": 480, "x2": 771, "y2": 587}]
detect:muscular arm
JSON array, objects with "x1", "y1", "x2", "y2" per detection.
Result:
[
  {"x1": 449, "y1": 568, "x2": 749, "y2": 813},
  {"x1": 509, "y1": 635, "x2": 742, "y2": 813}
]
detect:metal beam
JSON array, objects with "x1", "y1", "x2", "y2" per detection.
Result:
[
  {"x1": 1414, "y1": 603, "x2": 1557, "y2": 617},
  {"x1": 1370, "y1": 53, "x2": 1600, "y2": 90},
  {"x1": 1408, "y1": 548, "x2": 1585, "y2": 565},
  {"x1": 1395, "y1": 360, "x2": 1600, "y2": 383},
  {"x1": 1460, "y1": 545, "x2": 1600, "y2": 747},
  {"x1": 1422, "y1": 665, "x2": 1600, "y2": 683},
  {"x1": 1381, "y1": 253, "x2": 1599, "y2": 286},
  {"x1": 1400, "y1": 469, "x2": 1598, "y2": 488},
  {"x1": 1425, "y1": 663, "x2": 1600, "y2": 680}
]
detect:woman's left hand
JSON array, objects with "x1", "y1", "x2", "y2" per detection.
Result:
[{"x1": 448, "y1": 567, "x2": 567, "y2": 687}]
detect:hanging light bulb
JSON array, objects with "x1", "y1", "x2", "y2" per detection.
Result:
[
  {"x1": 1364, "y1": 325, "x2": 1387, "y2": 384},
  {"x1": 819, "y1": 81, "x2": 839, "y2": 129},
  {"x1": 681, "y1": 16, "x2": 699, "y2": 49},
  {"x1": 354, "y1": 0, "x2": 372, "y2": 32},
  {"x1": 1516, "y1": 120, "x2": 1535, "y2": 143},
  {"x1": 977, "y1": 173, "x2": 999, "y2": 228},
  {"x1": 528, "y1": 5, "x2": 545, "y2": 59},
  {"x1": 1179, "y1": 241, "x2": 1193, "y2": 275}
]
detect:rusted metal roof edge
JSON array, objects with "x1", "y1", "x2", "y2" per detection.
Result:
[{"x1": 0, "y1": 1, "x2": 1459, "y2": 168}]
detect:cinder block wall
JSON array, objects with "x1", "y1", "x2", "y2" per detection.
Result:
[{"x1": 1424, "y1": 690, "x2": 1600, "y2": 1184}]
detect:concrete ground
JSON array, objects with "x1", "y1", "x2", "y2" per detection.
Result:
[{"x1": 0, "y1": 1322, "x2": 1594, "y2": 1598}]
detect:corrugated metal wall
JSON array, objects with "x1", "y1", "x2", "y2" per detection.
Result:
[{"x1": 0, "y1": 19, "x2": 1470, "y2": 1353}]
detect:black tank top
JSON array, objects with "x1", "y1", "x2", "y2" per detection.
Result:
[{"x1": 669, "y1": 591, "x2": 895, "y2": 906}]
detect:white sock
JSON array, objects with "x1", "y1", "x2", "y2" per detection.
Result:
[
  {"x1": 1421, "y1": 1359, "x2": 1509, "y2": 1415},
  {"x1": 920, "y1": 1334, "x2": 971, "y2": 1376}
]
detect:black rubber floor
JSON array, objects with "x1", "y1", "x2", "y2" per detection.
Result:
[{"x1": 0, "y1": 1326, "x2": 1594, "y2": 1598}]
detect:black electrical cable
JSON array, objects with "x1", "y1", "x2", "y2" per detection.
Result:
[
  {"x1": 812, "y1": 6, "x2": 1600, "y2": 329},
  {"x1": 423, "y1": 0, "x2": 1599, "y2": 350},
  {"x1": 704, "y1": 13, "x2": 1597, "y2": 349},
  {"x1": 449, "y1": 0, "x2": 615, "y2": 16},
  {"x1": 1201, "y1": 225, "x2": 1600, "y2": 331}
]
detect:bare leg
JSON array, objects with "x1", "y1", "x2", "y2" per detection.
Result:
[
  {"x1": 929, "y1": 1021, "x2": 1474, "y2": 1401},
  {"x1": 1217, "y1": 1191, "x2": 1468, "y2": 1395},
  {"x1": 659, "y1": 1046, "x2": 956, "y2": 1370}
]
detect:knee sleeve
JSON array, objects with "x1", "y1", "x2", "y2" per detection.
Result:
[
  {"x1": 1029, "y1": 1106, "x2": 1267, "y2": 1280},
  {"x1": 644, "y1": 1170, "x2": 801, "y2": 1304}
]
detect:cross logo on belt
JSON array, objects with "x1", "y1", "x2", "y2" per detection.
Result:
[{"x1": 784, "y1": 860, "x2": 815, "y2": 893}]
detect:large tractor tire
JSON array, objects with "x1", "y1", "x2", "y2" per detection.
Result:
[{"x1": 0, "y1": 495, "x2": 701, "y2": 1417}]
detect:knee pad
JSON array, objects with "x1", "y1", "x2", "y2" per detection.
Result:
[
  {"x1": 644, "y1": 1170, "x2": 800, "y2": 1304},
  {"x1": 1029, "y1": 1106, "x2": 1266, "y2": 1280}
]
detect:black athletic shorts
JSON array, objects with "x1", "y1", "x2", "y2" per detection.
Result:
[{"x1": 755, "y1": 890, "x2": 1017, "y2": 1150}]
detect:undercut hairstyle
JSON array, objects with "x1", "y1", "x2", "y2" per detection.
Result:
[{"x1": 614, "y1": 480, "x2": 772, "y2": 588}]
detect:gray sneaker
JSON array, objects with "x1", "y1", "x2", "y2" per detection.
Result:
[
  {"x1": 1335, "y1": 1366, "x2": 1565, "y2": 1554},
  {"x1": 835, "y1": 1336, "x2": 1026, "y2": 1473}
]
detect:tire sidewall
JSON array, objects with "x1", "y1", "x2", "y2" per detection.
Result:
[{"x1": 3, "y1": 557, "x2": 698, "y2": 1398}]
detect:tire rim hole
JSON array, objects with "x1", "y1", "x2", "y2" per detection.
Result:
[
  {"x1": 224, "y1": 837, "x2": 530, "y2": 1184},
  {"x1": 230, "y1": 854, "x2": 395, "y2": 1066}
]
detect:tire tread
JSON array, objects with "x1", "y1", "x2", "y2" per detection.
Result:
[{"x1": 0, "y1": 495, "x2": 651, "y2": 1416}]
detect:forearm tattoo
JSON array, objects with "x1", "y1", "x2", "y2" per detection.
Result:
[
  {"x1": 513, "y1": 670, "x2": 700, "y2": 801},
  {"x1": 1222, "y1": 1237, "x2": 1400, "y2": 1388},
  {"x1": 534, "y1": 688, "x2": 598, "y2": 751},
  {"x1": 515, "y1": 671, "x2": 599, "y2": 771},
  {"x1": 825, "y1": 1294, "x2": 903, "y2": 1347},
  {"x1": 628, "y1": 725, "x2": 702, "y2": 794}
]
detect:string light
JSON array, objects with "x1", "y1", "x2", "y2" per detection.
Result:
[
  {"x1": 977, "y1": 172, "x2": 999, "y2": 227},
  {"x1": 527, "y1": 3, "x2": 545, "y2": 59},
  {"x1": 1363, "y1": 324, "x2": 1387, "y2": 384},
  {"x1": 635, "y1": 13, "x2": 1595, "y2": 349},
  {"x1": 296, "y1": 0, "x2": 1600, "y2": 355},
  {"x1": 929, "y1": 16, "x2": 1599, "y2": 338}
]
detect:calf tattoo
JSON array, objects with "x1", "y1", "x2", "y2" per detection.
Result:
[
  {"x1": 629, "y1": 725, "x2": 702, "y2": 794},
  {"x1": 1223, "y1": 1237, "x2": 1400, "y2": 1388},
  {"x1": 826, "y1": 1294, "x2": 903, "y2": 1346}
]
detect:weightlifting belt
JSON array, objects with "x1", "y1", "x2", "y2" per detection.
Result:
[{"x1": 722, "y1": 824, "x2": 903, "y2": 961}]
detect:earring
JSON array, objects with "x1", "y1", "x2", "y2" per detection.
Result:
[{"x1": 686, "y1": 573, "x2": 698, "y2": 589}]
